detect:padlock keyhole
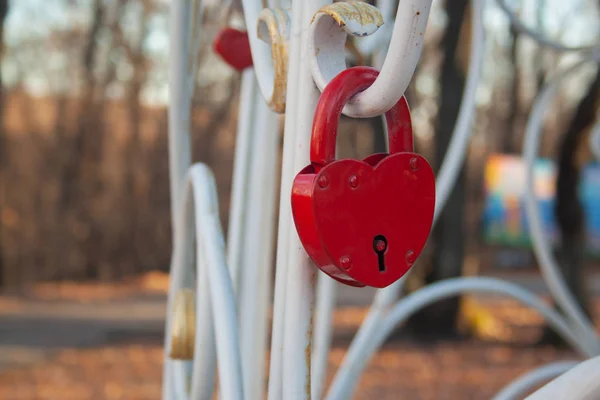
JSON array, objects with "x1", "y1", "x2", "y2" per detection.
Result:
[{"x1": 373, "y1": 235, "x2": 388, "y2": 272}]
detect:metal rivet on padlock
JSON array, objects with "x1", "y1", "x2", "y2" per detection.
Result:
[
  {"x1": 317, "y1": 174, "x2": 329, "y2": 189},
  {"x1": 340, "y1": 256, "x2": 352, "y2": 270},
  {"x1": 409, "y1": 157, "x2": 420, "y2": 171},
  {"x1": 406, "y1": 250, "x2": 417, "y2": 266},
  {"x1": 290, "y1": 66, "x2": 436, "y2": 288}
]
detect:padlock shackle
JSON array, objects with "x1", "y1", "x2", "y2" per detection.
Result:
[{"x1": 310, "y1": 66, "x2": 413, "y2": 166}]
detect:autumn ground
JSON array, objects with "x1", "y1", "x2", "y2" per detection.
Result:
[{"x1": 0, "y1": 272, "x2": 597, "y2": 400}]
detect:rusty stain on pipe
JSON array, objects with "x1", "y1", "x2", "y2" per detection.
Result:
[
  {"x1": 169, "y1": 288, "x2": 196, "y2": 360},
  {"x1": 257, "y1": 8, "x2": 291, "y2": 114},
  {"x1": 311, "y1": 1, "x2": 383, "y2": 37}
]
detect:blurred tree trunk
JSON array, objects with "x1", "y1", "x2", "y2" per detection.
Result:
[
  {"x1": 61, "y1": 0, "x2": 104, "y2": 205},
  {"x1": 121, "y1": 0, "x2": 151, "y2": 274},
  {"x1": 407, "y1": 0, "x2": 469, "y2": 337},
  {"x1": 59, "y1": 0, "x2": 106, "y2": 279},
  {"x1": 503, "y1": 26, "x2": 519, "y2": 153},
  {"x1": 0, "y1": 0, "x2": 10, "y2": 286},
  {"x1": 540, "y1": 68, "x2": 600, "y2": 345}
]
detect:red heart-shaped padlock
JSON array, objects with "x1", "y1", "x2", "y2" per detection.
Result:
[
  {"x1": 213, "y1": 28, "x2": 253, "y2": 71},
  {"x1": 291, "y1": 67, "x2": 435, "y2": 288}
]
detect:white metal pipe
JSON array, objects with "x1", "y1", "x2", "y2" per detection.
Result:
[
  {"x1": 351, "y1": 0, "x2": 396, "y2": 62},
  {"x1": 525, "y1": 356, "x2": 600, "y2": 399},
  {"x1": 167, "y1": 0, "x2": 193, "y2": 230},
  {"x1": 189, "y1": 165, "x2": 243, "y2": 400},
  {"x1": 326, "y1": 277, "x2": 593, "y2": 400},
  {"x1": 266, "y1": 0, "x2": 304, "y2": 397},
  {"x1": 311, "y1": 275, "x2": 337, "y2": 400},
  {"x1": 189, "y1": 266, "x2": 217, "y2": 400},
  {"x1": 522, "y1": 59, "x2": 600, "y2": 353},
  {"x1": 238, "y1": 84, "x2": 280, "y2": 400},
  {"x1": 166, "y1": 165, "x2": 244, "y2": 400},
  {"x1": 281, "y1": 1, "x2": 329, "y2": 399},
  {"x1": 227, "y1": 69, "x2": 257, "y2": 293},
  {"x1": 253, "y1": 113, "x2": 279, "y2": 400},
  {"x1": 492, "y1": 361, "x2": 579, "y2": 400},
  {"x1": 163, "y1": 0, "x2": 196, "y2": 398},
  {"x1": 166, "y1": 186, "x2": 198, "y2": 399},
  {"x1": 308, "y1": 0, "x2": 434, "y2": 118},
  {"x1": 371, "y1": 0, "x2": 396, "y2": 69}
]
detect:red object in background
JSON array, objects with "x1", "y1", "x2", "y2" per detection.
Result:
[
  {"x1": 291, "y1": 66, "x2": 436, "y2": 288},
  {"x1": 212, "y1": 28, "x2": 253, "y2": 71}
]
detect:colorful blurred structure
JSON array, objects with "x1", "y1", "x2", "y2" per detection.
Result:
[{"x1": 482, "y1": 153, "x2": 600, "y2": 256}]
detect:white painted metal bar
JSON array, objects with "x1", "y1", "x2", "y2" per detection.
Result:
[
  {"x1": 189, "y1": 265, "x2": 217, "y2": 400},
  {"x1": 492, "y1": 361, "x2": 579, "y2": 400},
  {"x1": 308, "y1": 0, "x2": 434, "y2": 117},
  {"x1": 326, "y1": 277, "x2": 593, "y2": 400},
  {"x1": 371, "y1": 0, "x2": 396, "y2": 68},
  {"x1": 163, "y1": 0, "x2": 197, "y2": 398},
  {"x1": 311, "y1": 274, "x2": 336, "y2": 400},
  {"x1": 266, "y1": 0, "x2": 304, "y2": 397},
  {"x1": 523, "y1": 59, "x2": 600, "y2": 352},
  {"x1": 238, "y1": 80, "x2": 279, "y2": 400},
  {"x1": 253, "y1": 124, "x2": 279, "y2": 400},
  {"x1": 188, "y1": 165, "x2": 243, "y2": 400},
  {"x1": 281, "y1": 1, "x2": 329, "y2": 398},
  {"x1": 526, "y1": 355, "x2": 600, "y2": 399},
  {"x1": 167, "y1": 0, "x2": 193, "y2": 242},
  {"x1": 227, "y1": 69, "x2": 257, "y2": 292}
]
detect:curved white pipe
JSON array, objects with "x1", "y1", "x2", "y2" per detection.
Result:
[
  {"x1": 240, "y1": 0, "x2": 289, "y2": 110},
  {"x1": 338, "y1": 0, "x2": 486, "y2": 370},
  {"x1": 326, "y1": 277, "x2": 594, "y2": 400},
  {"x1": 492, "y1": 361, "x2": 579, "y2": 400},
  {"x1": 522, "y1": 60, "x2": 600, "y2": 353},
  {"x1": 189, "y1": 167, "x2": 243, "y2": 400},
  {"x1": 164, "y1": 165, "x2": 244, "y2": 400},
  {"x1": 494, "y1": 0, "x2": 600, "y2": 58},
  {"x1": 308, "y1": 0, "x2": 434, "y2": 118},
  {"x1": 430, "y1": 0, "x2": 485, "y2": 222},
  {"x1": 525, "y1": 355, "x2": 600, "y2": 399},
  {"x1": 240, "y1": 0, "x2": 275, "y2": 101}
]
